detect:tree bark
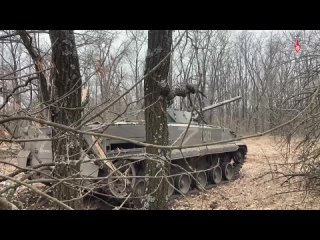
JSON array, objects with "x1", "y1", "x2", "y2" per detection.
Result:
[
  {"x1": 17, "y1": 30, "x2": 50, "y2": 104},
  {"x1": 144, "y1": 30, "x2": 172, "y2": 210},
  {"x1": 49, "y1": 30, "x2": 82, "y2": 209}
]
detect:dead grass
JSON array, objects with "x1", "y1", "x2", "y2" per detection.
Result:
[{"x1": 171, "y1": 135, "x2": 320, "y2": 210}]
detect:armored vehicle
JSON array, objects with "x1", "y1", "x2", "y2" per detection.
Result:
[{"x1": 15, "y1": 97, "x2": 247, "y2": 200}]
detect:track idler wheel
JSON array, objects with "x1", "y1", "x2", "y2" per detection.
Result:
[
  {"x1": 193, "y1": 171, "x2": 207, "y2": 190},
  {"x1": 108, "y1": 160, "x2": 136, "y2": 198},
  {"x1": 174, "y1": 174, "x2": 191, "y2": 195},
  {"x1": 221, "y1": 161, "x2": 233, "y2": 181},
  {"x1": 210, "y1": 166, "x2": 222, "y2": 184},
  {"x1": 132, "y1": 178, "x2": 146, "y2": 208},
  {"x1": 133, "y1": 178, "x2": 146, "y2": 197}
]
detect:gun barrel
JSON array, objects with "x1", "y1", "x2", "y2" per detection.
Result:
[
  {"x1": 193, "y1": 96, "x2": 242, "y2": 121},
  {"x1": 202, "y1": 96, "x2": 242, "y2": 112}
]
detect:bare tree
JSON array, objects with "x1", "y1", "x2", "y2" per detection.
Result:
[
  {"x1": 48, "y1": 30, "x2": 83, "y2": 209},
  {"x1": 144, "y1": 30, "x2": 172, "y2": 210},
  {"x1": 3, "y1": 30, "x2": 320, "y2": 210}
]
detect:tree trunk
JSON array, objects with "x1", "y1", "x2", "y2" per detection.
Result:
[
  {"x1": 144, "y1": 30, "x2": 172, "y2": 210},
  {"x1": 17, "y1": 30, "x2": 50, "y2": 104},
  {"x1": 49, "y1": 30, "x2": 82, "y2": 209}
]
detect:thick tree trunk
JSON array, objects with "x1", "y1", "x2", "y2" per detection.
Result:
[
  {"x1": 49, "y1": 30, "x2": 82, "y2": 209},
  {"x1": 144, "y1": 30, "x2": 172, "y2": 210}
]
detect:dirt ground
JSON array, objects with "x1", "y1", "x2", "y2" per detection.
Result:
[
  {"x1": 171, "y1": 136, "x2": 320, "y2": 210},
  {"x1": 1, "y1": 136, "x2": 320, "y2": 210}
]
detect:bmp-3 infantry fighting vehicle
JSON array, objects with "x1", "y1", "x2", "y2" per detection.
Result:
[{"x1": 15, "y1": 97, "x2": 247, "y2": 200}]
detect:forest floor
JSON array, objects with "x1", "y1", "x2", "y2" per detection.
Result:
[
  {"x1": 1, "y1": 135, "x2": 320, "y2": 210},
  {"x1": 171, "y1": 135, "x2": 320, "y2": 210}
]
